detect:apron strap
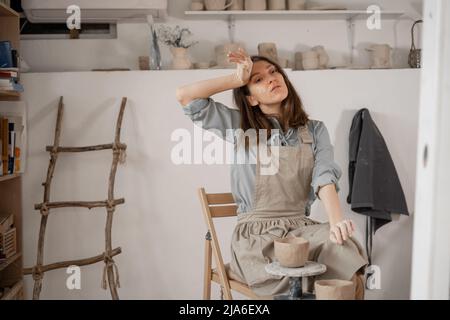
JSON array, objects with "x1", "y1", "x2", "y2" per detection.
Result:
[{"x1": 298, "y1": 124, "x2": 313, "y2": 144}]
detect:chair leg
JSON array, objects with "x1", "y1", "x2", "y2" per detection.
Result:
[{"x1": 203, "y1": 237, "x2": 212, "y2": 300}]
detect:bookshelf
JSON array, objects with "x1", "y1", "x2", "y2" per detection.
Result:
[
  {"x1": 0, "y1": 3, "x2": 24, "y2": 300},
  {"x1": 0, "y1": 2, "x2": 20, "y2": 102}
]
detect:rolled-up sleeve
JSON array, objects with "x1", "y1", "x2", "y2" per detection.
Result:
[
  {"x1": 311, "y1": 121, "x2": 342, "y2": 199},
  {"x1": 182, "y1": 98, "x2": 241, "y2": 143}
]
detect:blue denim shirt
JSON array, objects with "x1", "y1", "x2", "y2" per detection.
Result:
[{"x1": 182, "y1": 98, "x2": 342, "y2": 215}]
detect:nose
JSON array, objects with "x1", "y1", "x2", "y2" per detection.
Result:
[{"x1": 267, "y1": 73, "x2": 277, "y2": 85}]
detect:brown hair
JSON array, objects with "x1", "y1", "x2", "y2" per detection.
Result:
[{"x1": 232, "y1": 55, "x2": 309, "y2": 140}]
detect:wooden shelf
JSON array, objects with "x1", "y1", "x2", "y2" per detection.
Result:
[
  {"x1": 0, "y1": 90, "x2": 20, "y2": 101},
  {"x1": 0, "y1": 252, "x2": 21, "y2": 272},
  {"x1": 0, "y1": 279, "x2": 23, "y2": 300},
  {"x1": 0, "y1": 173, "x2": 21, "y2": 183},
  {"x1": 0, "y1": 3, "x2": 19, "y2": 18},
  {"x1": 185, "y1": 10, "x2": 407, "y2": 20}
]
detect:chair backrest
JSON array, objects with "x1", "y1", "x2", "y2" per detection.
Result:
[{"x1": 198, "y1": 187, "x2": 237, "y2": 299}]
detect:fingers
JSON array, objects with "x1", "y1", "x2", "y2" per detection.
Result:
[
  {"x1": 330, "y1": 226, "x2": 343, "y2": 245},
  {"x1": 349, "y1": 220, "x2": 356, "y2": 233},
  {"x1": 341, "y1": 220, "x2": 353, "y2": 240},
  {"x1": 330, "y1": 219, "x2": 356, "y2": 246},
  {"x1": 329, "y1": 231, "x2": 338, "y2": 244},
  {"x1": 227, "y1": 48, "x2": 249, "y2": 60}
]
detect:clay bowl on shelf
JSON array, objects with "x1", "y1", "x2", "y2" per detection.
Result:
[{"x1": 274, "y1": 236, "x2": 310, "y2": 268}]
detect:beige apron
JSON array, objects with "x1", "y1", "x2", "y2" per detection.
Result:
[{"x1": 230, "y1": 124, "x2": 368, "y2": 297}]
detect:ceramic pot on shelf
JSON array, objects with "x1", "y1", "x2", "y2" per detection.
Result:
[
  {"x1": 312, "y1": 45, "x2": 329, "y2": 69},
  {"x1": 366, "y1": 44, "x2": 392, "y2": 69},
  {"x1": 205, "y1": 0, "x2": 234, "y2": 10},
  {"x1": 288, "y1": 0, "x2": 306, "y2": 10},
  {"x1": 245, "y1": 0, "x2": 267, "y2": 10},
  {"x1": 258, "y1": 42, "x2": 279, "y2": 63},
  {"x1": 228, "y1": 0, "x2": 244, "y2": 10},
  {"x1": 170, "y1": 47, "x2": 193, "y2": 70},
  {"x1": 268, "y1": 0, "x2": 286, "y2": 10}
]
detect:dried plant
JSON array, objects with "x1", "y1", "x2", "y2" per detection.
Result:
[{"x1": 156, "y1": 25, "x2": 198, "y2": 48}]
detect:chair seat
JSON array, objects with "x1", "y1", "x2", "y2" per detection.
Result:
[{"x1": 211, "y1": 264, "x2": 261, "y2": 299}]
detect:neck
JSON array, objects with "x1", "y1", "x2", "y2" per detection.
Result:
[{"x1": 259, "y1": 103, "x2": 282, "y2": 118}]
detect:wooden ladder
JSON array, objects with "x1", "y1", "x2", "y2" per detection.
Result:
[{"x1": 23, "y1": 96, "x2": 128, "y2": 300}]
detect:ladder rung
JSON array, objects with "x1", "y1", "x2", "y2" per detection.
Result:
[
  {"x1": 45, "y1": 143, "x2": 127, "y2": 153},
  {"x1": 35, "y1": 199, "x2": 125, "y2": 211},
  {"x1": 23, "y1": 247, "x2": 122, "y2": 275}
]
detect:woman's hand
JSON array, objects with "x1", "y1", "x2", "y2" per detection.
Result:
[
  {"x1": 329, "y1": 219, "x2": 356, "y2": 245},
  {"x1": 227, "y1": 48, "x2": 253, "y2": 86}
]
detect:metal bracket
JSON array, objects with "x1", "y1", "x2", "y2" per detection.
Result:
[
  {"x1": 346, "y1": 16, "x2": 356, "y2": 67},
  {"x1": 227, "y1": 15, "x2": 236, "y2": 43}
]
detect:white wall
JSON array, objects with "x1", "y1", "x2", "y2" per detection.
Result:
[
  {"x1": 20, "y1": 0, "x2": 423, "y2": 72},
  {"x1": 19, "y1": 68, "x2": 420, "y2": 299}
]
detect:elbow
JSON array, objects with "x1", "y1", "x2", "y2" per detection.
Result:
[
  {"x1": 175, "y1": 87, "x2": 185, "y2": 104},
  {"x1": 176, "y1": 87, "x2": 194, "y2": 107}
]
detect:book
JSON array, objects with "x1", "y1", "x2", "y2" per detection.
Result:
[
  {"x1": 8, "y1": 122, "x2": 15, "y2": 174},
  {"x1": 1, "y1": 118, "x2": 8, "y2": 175},
  {"x1": 0, "y1": 41, "x2": 13, "y2": 69}
]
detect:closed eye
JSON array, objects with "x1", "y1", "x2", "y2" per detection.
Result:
[{"x1": 254, "y1": 67, "x2": 277, "y2": 83}]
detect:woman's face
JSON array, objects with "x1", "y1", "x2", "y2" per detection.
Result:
[{"x1": 246, "y1": 60, "x2": 289, "y2": 107}]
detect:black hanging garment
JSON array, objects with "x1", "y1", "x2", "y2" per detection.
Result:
[{"x1": 347, "y1": 109, "x2": 409, "y2": 266}]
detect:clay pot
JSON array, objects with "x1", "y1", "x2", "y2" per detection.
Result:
[
  {"x1": 288, "y1": 0, "x2": 306, "y2": 10},
  {"x1": 268, "y1": 0, "x2": 286, "y2": 10},
  {"x1": 170, "y1": 47, "x2": 192, "y2": 70},
  {"x1": 205, "y1": 0, "x2": 234, "y2": 10},
  {"x1": 315, "y1": 279, "x2": 356, "y2": 300},
  {"x1": 245, "y1": 0, "x2": 267, "y2": 10},
  {"x1": 258, "y1": 42, "x2": 279, "y2": 63},
  {"x1": 312, "y1": 46, "x2": 329, "y2": 69},
  {"x1": 366, "y1": 44, "x2": 392, "y2": 69},
  {"x1": 229, "y1": 0, "x2": 244, "y2": 10},
  {"x1": 274, "y1": 236, "x2": 310, "y2": 268},
  {"x1": 190, "y1": 1, "x2": 205, "y2": 10}
]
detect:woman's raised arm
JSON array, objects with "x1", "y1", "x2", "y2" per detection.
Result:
[{"x1": 176, "y1": 48, "x2": 253, "y2": 106}]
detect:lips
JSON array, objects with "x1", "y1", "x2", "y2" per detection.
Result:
[{"x1": 271, "y1": 85, "x2": 281, "y2": 92}]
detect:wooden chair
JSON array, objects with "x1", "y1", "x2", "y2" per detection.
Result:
[{"x1": 198, "y1": 187, "x2": 260, "y2": 300}]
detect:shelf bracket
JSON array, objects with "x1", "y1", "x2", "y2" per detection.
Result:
[
  {"x1": 346, "y1": 16, "x2": 356, "y2": 67},
  {"x1": 227, "y1": 14, "x2": 236, "y2": 43}
]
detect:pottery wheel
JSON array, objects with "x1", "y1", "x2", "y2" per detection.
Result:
[{"x1": 265, "y1": 261, "x2": 327, "y2": 278}]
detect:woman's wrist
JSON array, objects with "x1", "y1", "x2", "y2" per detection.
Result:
[
  {"x1": 228, "y1": 73, "x2": 247, "y2": 89},
  {"x1": 329, "y1": 213, "x2": 345, "y2": 227}
]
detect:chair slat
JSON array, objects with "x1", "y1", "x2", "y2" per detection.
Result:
[
  {"x1": 206, "y1": 193, "x2": 235, "y2": 205},
  {"x1": 209, "y1": 205, "x2": 238, "y2": 218}
]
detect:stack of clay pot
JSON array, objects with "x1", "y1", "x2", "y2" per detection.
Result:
[{"x1": 295, "y1": 46, "x2": 330, "y2": 70}]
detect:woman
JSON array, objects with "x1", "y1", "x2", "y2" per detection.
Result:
[{"x1": 176, "y1": 48, "x2": 368, "y2": 299}]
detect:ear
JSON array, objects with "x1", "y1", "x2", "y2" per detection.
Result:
[{"x1": 246, "y1": 95, "x2": 259, "y2": 107}]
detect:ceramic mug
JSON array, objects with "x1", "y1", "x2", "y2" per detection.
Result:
[
  {"x1": 268, "y1": 0, "x2": 286, "y2": 10},
  {"x1": 228, "y1": 0, "x2": 244, "y2": 10},
  {"x1": 245, "y1": 0, "x2": 267, "y2": 10},
  {"x1": 190, "y1": 1, "x2": 205, "y2": 10},
  {"x1": 205, "y1": 0, "x2": 234, "y2": 10},
  {"x1": 288, "y1": 0, "x2": 306, "y2": 10}
]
